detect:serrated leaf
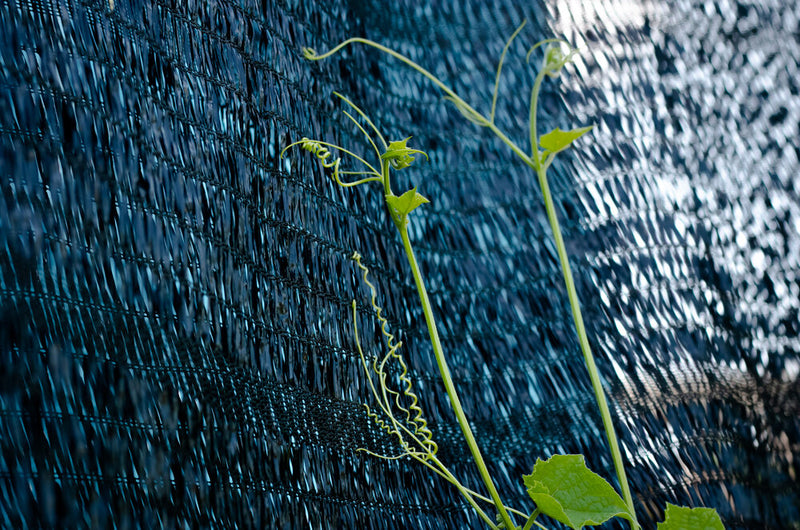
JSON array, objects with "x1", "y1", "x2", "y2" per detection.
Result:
[
  {"x1": 523, "y1": 454, "x2": 633, "y2": 529},
  {"x1": 657, "y1": 503, "x2": 725, "y2": 530},
  {"x1": 539, "y1": 126, "x2": 593, "y2": 153},
  {"x1": 386, "y1": 187, "x2": 429, "y2": 218}
]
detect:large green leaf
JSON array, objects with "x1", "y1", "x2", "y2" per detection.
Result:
[
  {"x1": 657, "y1": 503, "x2": 725, "y2": 530},
  {"x1": 539, "y1": 126, "x2": 593, "y2": 154},
  {"x1": 523, "y1": 454, "x2": 633, "y2": 529}
]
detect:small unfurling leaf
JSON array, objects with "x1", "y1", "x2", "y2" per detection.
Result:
[{"x1": 381, "y1": 137, "x2": 428, "y2": 170}]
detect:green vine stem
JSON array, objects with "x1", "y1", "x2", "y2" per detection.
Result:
[
  {"x1": 534, "y1": 143, "x2": 637, "y2": 523},
  {"x1": 381, "y1": 140, "x2": 517, "y2": 527},
  {"x1": 528, "y1": 49, "x2": 637, "y2": 527},
  {"x1": 283, "y1": 100, "x2": 517, "y2": 527},
  {"x1": 396, "y1": 222, "x2": 516, "y2": 529},
  {"x1": 349, "y1": 252, "x2": 504, "y2": 528}
]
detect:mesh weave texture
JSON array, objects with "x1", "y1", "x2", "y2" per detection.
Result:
[{"x1": 1, "y1": 0, "x2": 798, "y2": 528}]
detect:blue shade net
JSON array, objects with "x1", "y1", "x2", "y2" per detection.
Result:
[{"x1": 1, "y1": 0, "x2": 798, "y2": 528}]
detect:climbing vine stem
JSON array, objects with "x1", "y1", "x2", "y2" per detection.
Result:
[
  {"x1": 397, "y1": 222, "x2": 516, "y2": 529},
  {"x1": 528, "y1": 58, "x2": 637, "y2": 524}
]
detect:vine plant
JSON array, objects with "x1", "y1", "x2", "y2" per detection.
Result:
[{"x1": 282, "y1": 21, "x2": 724, "y2": 530}]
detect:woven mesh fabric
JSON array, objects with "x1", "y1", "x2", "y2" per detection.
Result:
[{"x1": 1, "y1": 0, "x2": 798, "y2": 528}]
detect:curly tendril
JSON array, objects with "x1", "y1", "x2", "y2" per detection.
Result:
[
  {"x1": 280, "y1": 137, "x2": 382, "y2": 188},
  {"x1": 295, "y1": 138, "x2": 339, "y2": 169},
  {"x1": 351, "y1": 252, "x2": 438, "y2": 460}
]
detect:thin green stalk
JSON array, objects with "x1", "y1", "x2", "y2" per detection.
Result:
[
  {"x1": 382, "y1": 159, "x2": 391, "y2": 195},
  {"x1": 491, "y1": 20, "x2": 528, "y2": 124},
  {"x1": 522, "y1": 508, "x2": 544, "y2": 530},
  {"x1": 529, "y1": 73, "x2": 544, "y2": 158},
  {"x1": 528, "y1": 70, "x2": 637, "y2": 525},
  {"x1": 534, "y1": 161, "x2": 636, "y2": 524},
  {"x1": 397, "y1": 225, "x2": 516, "y2": 530}
]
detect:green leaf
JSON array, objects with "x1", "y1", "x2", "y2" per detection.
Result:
[
  {"x1": 382, "y1": 137, "x2": 413, "y2": 158},
  {"x1": 381, "y1": 137, "x2": 428, "y2": 170},
  {"x1": 523, "y1": 454, "x2": 633, "y2": 529},
  {"x1": 386, "y1": 187, "x2": 429, "y2": 218},
  {"x1": 657, "y1": 503, "x2": 725, "y2": 530},
  {"x1": 539, "y1": 126, "x2": 593, "y2": 154}
]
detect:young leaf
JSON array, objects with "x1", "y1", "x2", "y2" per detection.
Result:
[
  {"x1": 523, "y1": 454, "x2": 634, "y2": 529},
  {"x1": 382, "y1": 137, "x2": 414, "y2": 159},
  {"x1": 539, "y1": 126, "x2": 593, "y2": 154},
  {"x1": 657, "y1": 503, "x2": 725, "y2": 530},
  {"x1": 386, "y1": 187, "x2": 429, "y2": 218},
  {"x1": 381, "y1": 137, "x2": 428, "y2": 170}
]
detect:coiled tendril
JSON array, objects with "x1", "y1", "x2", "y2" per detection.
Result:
[
  {"x1": 280, "y1": 91, "x2": 434, "y2": 460},
  {"x1": 351, "y1": 252, "x2": 438, "y2": 461},
  {"x1": 280, "y1": 93, "x2": 390, "y2": 189},
  {"x1": 296, "y1": 138, "x2": 339, "y2": 169}
]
